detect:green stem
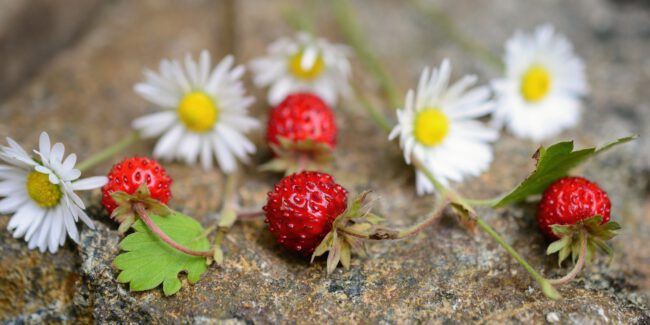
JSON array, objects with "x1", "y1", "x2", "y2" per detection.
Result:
[
  {"x1": 475, "y1": 218, "x2": 561, "y2": 299},
  {"x1": 337, "y1": 198, "x2": 449, "y2": 240},
  {"x1": 209, "y1": 172, "x2": 241, "y2": 264},
  {"x1": 411, "y1": 156, "x2": 449, "y2": 195},
  {"x1": 283, "y1": 3, "x2": 316, "y2": 33},
  {"x1": 413, "y1": 0, "x2": 503, "y2": 70},
  {"x1": 548, "y1": 230, "x2": 587, "y2": 286},
  {"x1": 331, "y1": 0, "x2": 402, "y2": 109},
  {"x1": 353, "y1": 85, "x2": 392, "y2": 133},
  {"x1": 77, "y1": 131, "x2": 140, "y2": 172},
  {"x1": 463, "y1": 197, "x2": 502, "y2": 207},
  {"x1": 416, "y1": 156, "x2": 560, "y2": 299},
  {"x1": 396, "y1": 198, "x2": 449, "y2": 238}
]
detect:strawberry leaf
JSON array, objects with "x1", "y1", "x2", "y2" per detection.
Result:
[
  {"x1": 113, "y1": 212, "x2": 210, "y2": 296},
  {"x1": 260, "y1": 137, "x2": 334, "y2": 175},
  {"x1": 546, "y1": 215, "x2": 621, "y2": 267},
  {"x1": 494, "y1": 136, "x2": 635, "y2": 208},
  {"x1": 311, "y1": 192, "x2": 380, "y2": 273}
]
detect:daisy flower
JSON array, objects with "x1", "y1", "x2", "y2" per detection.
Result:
[
  {"x1": 250, "y1": 32, "x2": 352, "y2": 106},
  {"x1": 0, "y1": 132, "x2": 107, "y2": 253},
  {"x1": 389, "y1": 59, "x2": 499, "y2": 195},
  {"x1": 133, "y1": 50, "x2": 259, "y2": 172},
  {"x1": 492, "y1": 24, "x2": 588, "y2": 141}
]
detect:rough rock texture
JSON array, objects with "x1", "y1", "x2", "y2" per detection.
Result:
[{"x1": 1, "y1": 0, "x2": 650, "y2": 323}]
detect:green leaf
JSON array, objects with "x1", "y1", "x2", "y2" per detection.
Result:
[
  {"x1": 494, "y1": 136, "x2": 635, "y2": 208},
  {"x1": 113, "y1": 212, "x2": 210, "y2": 296},
  {"x1": 546, "y1": 236, "x2": 571, "y2": 255},
  {"x1": 558, "y1": 245, "x2": 571, "y2": 266},
  {"x1": 326, "y1": 231, "x2": 341, "y2": 274}
]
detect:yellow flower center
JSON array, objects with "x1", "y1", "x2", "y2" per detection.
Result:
[
  {"x1": 177, "y1": 92, "x2": 219, "y2": 132},
  {"x1": 521, "y1": 65, "x2": 552, "y2": 102},
  {"x1": 288, "y1": 50, "x2": 325, "y2": 81},
  {"x1": 414, "y1": 108, "x2": 450, "y2": 147},
  {"x1": 26, "y1": 171, "x2": 62, "y2": 208}
]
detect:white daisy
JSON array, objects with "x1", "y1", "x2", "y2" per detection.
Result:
[
  {"x1": 389, "y1": 59, "x2": 499, "y2": 195},
  {"x1": 492, "y1": 24, "x2": 588, "y2": 141},
  {"x1": 133, "y1": 50, "x2": 259, "y2": 172},
  {"x1": 0, "y1": 132, "x2": 108, "y2": 253},
  {"x1": 250, "y1": 32, "x2": 352, "y2": 106}
]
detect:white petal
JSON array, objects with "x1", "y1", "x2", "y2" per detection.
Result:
[
  {"x1": 301, "y1": 45, "x2": 318, "y2": 70},
  {"x1": 132, "y1": 111, "x2": 177, "y2": 138},
  {"x1": 268, "y1": 77, "x2": 295, "y2": 105},
  {"x1": 8, "y1": 203, "x2": 37, "y2": 238},
  {"x1": 134, "y1": 83, "x2": 179, "y2": 108},
  {"x1": 74, "y1": 204, "x2": 95, "y2": 229},
  {"x1": 37, "y1": 211, "x2": 53, "y2": 252},
  {"x1": 0, "y1": 180, "x2": 25, "y2": 196},
  {"x1": 63, "y1": 206, "x2": 79, "y2": 243},
  {"x1": 212, "y1": 136, "x2": 237, "y2": 173},
  {"x1": 48, "y1": 206, "x2": 64, "y2": 253},
  {"x1": 62, "y1": 153, "x2": 77, "y2": 172},
  {"x1": 153, "y1": 125, "x2": 185, "y2": 160},
  {"x1": 50, "y1": 143, "x2": 65, "y2": 165},
  {"x1": 0, "y1": 194, "x2": 28, "y2": 213},
  {"x1": 25, "y1": 205, "x2": 46, "y2": 241},
  {"x1": 63, "y1": 183, "x2": 85, "y2": 209},
  {"x1": 72, "y1": 176, "x2": 108, "y2": 191},
  {"x1": 198, "y1": 50, "x2": 211, "y2": 86},
  {"x1": 38, "y1": 132, "x2": 51, "y2": 161}
]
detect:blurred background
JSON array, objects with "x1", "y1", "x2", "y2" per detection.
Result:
[{"x1": 0, "y1": 0, "x2": 649, "y2": 323}]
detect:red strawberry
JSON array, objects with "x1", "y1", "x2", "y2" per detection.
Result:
[
  {"x1": 263, "y1": 171, "x2": 348, "y2": 255},
  {"x1": 538, "y1": 176, "x2": 611, "y2": 239},
  {"x1": 266, "y1": 92, "x2": 337, "y2": 150},
  {"x1": 101, "y1": 157, "x2": 173, "y2": 215}
]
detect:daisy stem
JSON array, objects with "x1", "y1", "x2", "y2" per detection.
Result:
[
  {"x1": 134, "y1": 203, "x2": 213, "y2": 257},
  {"x1": 474, "y1": 218, "x2": 561, "y2": 299},
  {"x1": 548, "y1": 230, "x2": 587, "y2": 286},
  {"x1": 413, "y1": 0, "x2": 504, "y2": 71},
  {"x1": 411, "y1": 156, "x2": 449, "y2": 195},
  {"x1": 283, "y1": 2, "x2": 317, "y2": 33},
  {"x1": 77, "y1": 131, "x2": 140, "y2": 173},
  {"x1": 213, "y1": 172, "x2": 240, "y2": 247},
  {"x1": 353, "y1": 84, "x2": 392, "y2": 133},
  {"x1": 415, "y1": 153, "x2": 561, "y2": 299},
  {"x1": 332, "y1": 0, "x2": 402, "y2": 109}
]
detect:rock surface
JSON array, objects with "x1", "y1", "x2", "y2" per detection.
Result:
[{"x1": 1, "y1": 0, "x2": 650, "y2": 323}]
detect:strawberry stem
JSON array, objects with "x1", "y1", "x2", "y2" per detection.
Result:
[
  {"x1": 338, "y1": 198, "x2": 449, "y2": 240},
  {"x1": 395, "y1": 198, "x2": 449, "y2": 238},
  {"x1": 77, "y1": 131, "x2": 140, "y2": 172},
  {"x1": 548, "y1": 230, "x2": 587, "y2": 286},
  {"x1": 134, "y1": 203, "x2": 213, "y2": 257},
  {"x1": 237, "y1": 210, "x2": 265, "y2": 219}
]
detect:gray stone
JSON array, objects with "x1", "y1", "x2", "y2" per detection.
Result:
[{"x1": 1, "y1": 0, "x2": 649, "y2": 323}]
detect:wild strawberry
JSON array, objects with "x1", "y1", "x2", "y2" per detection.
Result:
[
  {"x1": 538, "y1": 176, "x2": 611, "y2": 239},
  {"x1": 267, "y1": 92, "x2": 337, "y2": 150},
  {"x1": 101, "y1": 157, "x2": 173, "y2": 215},
  {"x1": 263, "y1": 171, "x2": 348, "y2": 255}
]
